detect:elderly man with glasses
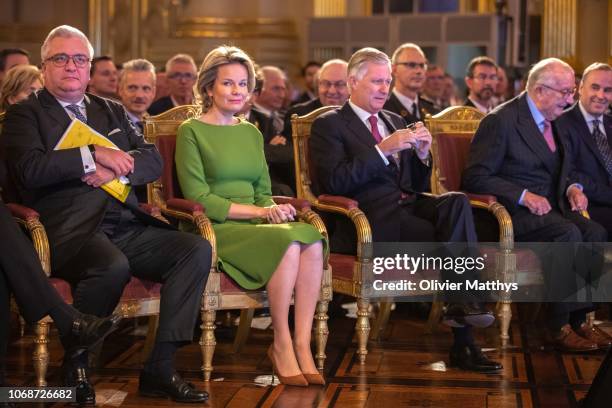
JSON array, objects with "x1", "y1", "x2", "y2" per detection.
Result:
[
  {"x1": 384, "y1": 43, "x2": 440, "y2": 125},
  {"x1": 1, "y1": 25, "x2": 212, "y2": 404},
  {"x1": 147, "y1": 53, "x2": 197, "y2": 116},
  {"x1": 463, "y1": 58, "x2": 609, "y2": 353}
]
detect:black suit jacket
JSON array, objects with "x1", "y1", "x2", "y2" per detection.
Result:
[
  {"x1": 310, "y1": 103, "x2": 431, "y2": 247},
  {"x1": 282, "y1": 98, "x2": 323, "y2": 138},
  {"x1": 147, "y1": 95, "x2": 174, "y2": 116},
  {"x1": 1, "y1": 89, "x2": 167, "y2": 269},
  {"x1": 383, "y1": 93, "x2": 439, "y2": 125},
  {"x1": 462, "y1": 93, "x2": 576, "y2": 233},
  {"x1": 464, "y1": 98, "x2": 476, "y2": 109},
  {"x1": 558, "y1": 103, "x2": 612, "y2": 206}
]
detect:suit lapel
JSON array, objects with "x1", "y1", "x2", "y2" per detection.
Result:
[
  {"x1": 516, "y1": 94, "x2": 556, "y2": 174},
  {"x1": 570, "y1": 104, "x2": 609, "y2": 171},
  {"x1": 39, "y1": 89, "x2": 72, "y2": 148},
  {"x1": 340, "y1": 103, "x2": 379, "y2": 149},
  {"x1": 85, "y1": 95, "x2": 111, "y2": 138}
]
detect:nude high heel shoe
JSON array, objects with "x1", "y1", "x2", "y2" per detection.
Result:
[{"x1": 267, "y1": 346, "x2": 308, "y2": 387}]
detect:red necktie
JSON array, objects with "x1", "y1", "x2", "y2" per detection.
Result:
[
  {"x1": 368, "y1": 115, "x2": 383, "y2": 143},
  {"x1": 542, "y1": 120, "x2": 556, "y2": 152}
]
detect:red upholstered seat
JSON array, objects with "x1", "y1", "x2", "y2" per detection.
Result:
[
  {"x1": 48, "y1": 277, "x2": 163, "y2": 304},
  {"x1": 329, "y1": 253, "x2": 354, "y2": 280}
]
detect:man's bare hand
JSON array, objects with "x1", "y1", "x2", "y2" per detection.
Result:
[
  {"x1": 567, "y1": 185, "x2": 588, "y2": 212},
  {"x1": 377, "y1": 128, "x2": 418, "y2": 156},
  {"x1": 269, "y1": 135, "x2": 287, "y2": 146},
  {"x1": 94, "y1": 145, "x2": 134, "y2": 177},
  {"x1": 81, "y1": 166, "x2": 116, "y2": 188},
  {"x1": 411, "y1": 122, "x2": 432, "y2": 159},
  {"x1": 522, "y1": 191, "x2": 552, "y2": 216}
]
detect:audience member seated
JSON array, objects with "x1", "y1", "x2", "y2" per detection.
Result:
[
  {"x1": 292, "y1": 60, "x2": 321, "y2": 105},
  {"x1": 464, "y1": 56, "x2": 499, "y2": 114},
  {"x1": 0, "y1": 199, "x2": 121, "y2": 392},
  {"x1": 117, "y1": 58, "x2": 157, "y2": 202},
  {"x1": 282, "y1": 58, "x2": 349, "y2": 138},
  {"x1": 153, "y1": 69, "x2": 169, "y2": 102},
  {"x1": 310, "y1": 47, "x2": 501, "y2": 373},
  {"x1": 87, "y1": 55, "x2": 119, "y2": 100},
  {"x1": 1, "y1": 25, "x2": 212, "y2": 404},
  {"x1": 0, "y1": 48, "x2": 30, "y2": 86},
  {"x1": 422, "y1": 64, "x2": 446, "y2": 110},
  {"x1": 248, "y1": 65, "x2": 294, "y2": 195},
  {"x1": 148, "y1": 54, "x2": 197, "y2": 116},
  {"x1": 442, "y1": 72, "x2": 461, "y2": 107},
  {"x1": 462, "y1": 58, "x2": 611, "y2": 353},
  {"x1": 493, "y1": 66, "x2": 511, "y2": 106},
  {"x1": 175, "y1": 45, "x2": 326, "y2": 386},
  {"x1": 0, "y1": 65, "x2": 43, "y2": 113},
  {"x1": 558, "y1": 62, "x2": 612, "y2": 238},
  {"x1": 384, "y1": 43, "x2": 440, "y2": 124}
]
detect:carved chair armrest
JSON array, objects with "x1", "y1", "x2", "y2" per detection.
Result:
[
  {"x1": 138, "y1": 202, "x2": 170, "y2": 224},
  {"x1": 317, "y1": 194, "x2": 359, "y2": 211},
  {"x1": 466, "y1": 193, "x2": 499, "y2": 207},
  {"x1": 6, "y1": 203, "x2": 51, "y2": 276},
  {"x1": 465, "y1": 192, "x2": 514, "y2": 249}
]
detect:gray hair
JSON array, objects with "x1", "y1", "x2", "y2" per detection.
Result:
[
  {"x1": 259, "y1": 65, "x2": 287, "y2": 82},
  {"x1": 318, "y1": 58, "x2": 348, "y2": 78},
  {"x1": 581, "y1": 62, "x2": 611, "y2": 84},
  {"x1": 119, "y1": 58, "x2": 156, "y2": 86},
  {"x1": 391, "y1": 43, "x2": 425, "y2": 64},
  {"x1": 526, "y1": 57, "x2": 574, "y2": 91},
  {"x1": 41, "y1": 25, "x2": 94, "y2": 61},
  {"x1": 165, "y1": 53, "x2": 197, "y2": 73},
  {"x1": 347, "y1": 48, "x2": 391, "y2": 91},
  {"x1": 196, "y1": 45, "x2": 256, "y2": 111}
]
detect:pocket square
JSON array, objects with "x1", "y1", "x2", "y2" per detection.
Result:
[{"x1": 108, "y1": 128, "x2": 121, "y2": 136}]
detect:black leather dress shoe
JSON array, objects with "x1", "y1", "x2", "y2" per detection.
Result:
[
  {"x1": 62, "y1": 313, "x2": 122, "y2": 357},
  {"x1": 62, "y1": 360, "x2": 95, "y2": 406},
  {"x1": 442, "y1": 303, "x2": 495, "y2": 328},
  {"x1": 449, "y1": 345, "x2": 503, "y2": 372},
  {"x1": 139, "y1": 371, "x2": 208, "y2": 403}
]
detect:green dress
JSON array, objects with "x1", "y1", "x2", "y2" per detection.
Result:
[{"x1": 175, "y1": 118, "x2": 323, "y2": 289}]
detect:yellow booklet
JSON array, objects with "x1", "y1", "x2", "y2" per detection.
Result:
[{"x1": 54, "y1": 119, "x2": 131, "y2": 202}]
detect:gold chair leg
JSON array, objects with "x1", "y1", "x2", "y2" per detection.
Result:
[
  {"x1": 355, "y1": 297, "x2": 370, "y2": 364},
  {"x1": 33, "y1": 321, "x2": 49, "y2": 387},
  {"x1": 369, "y1": 301, "x2": 392, "y2": 341},
  {"x1": 314, "y1": 300, "x2": 329, "y2": 370},
  {"x1": 143, "y1": 315, "x2": 159, "y2": 361},
  {"x1": 425, "y1": 302, "x2": 444, "y2": 334},
  {"x1": 498, "y1": 300, "x2": 512, "y2": 347},
  {"x1": 200, "y1": 309, "x2": 216, "y2": 381},
  {"x1": 231, "y1": 308, "x2": 254, "y2": 354}
]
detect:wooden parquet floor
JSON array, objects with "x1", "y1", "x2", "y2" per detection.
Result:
[{"x1": 4, "y1": 300, "x2": 610, "y2": 408}]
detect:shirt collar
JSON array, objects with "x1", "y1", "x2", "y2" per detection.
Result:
[
  {"x1": 578, "y1": 101, "x2": 602, "y2": 124},
  {"x1": 252, "y1": 102, "x2": 273, "y2": 118},
  {"x1": 348, "y1": 99, "x2": 378, "y2": 123},
  {"x1": 468, "y1": 97, "x2": 490, "y2": 114},
  {"x1": 392, "y1": 89, "x2": 418, "y2": 110},
  {"x1": 526, "y1": 93, "x2": 547, "y2": 129},
  {"x1": 56, "y1": 96, "x2": 85, "y2": 109},
  {"x1": 126, "y1": 110, "x2": 142, "y2": 125}
]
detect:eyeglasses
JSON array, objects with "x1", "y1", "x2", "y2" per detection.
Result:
[
  {"x1": 395, "y1": 61, "x2": 427, "y2": 70},
  {"x1": 167, "y1": 72, "x2": 197, "y2": 81},
  {"x1": 319, "y1": 80, "x2": 347, "y2": 89},
  {"x1": 45, "y1": 53, "x2": 90, "y2": 68},
  {"x1": 472, "y1": 74, "x2": 499, "y2": 81},
  {"x1": 538, "y1": 83, "x2": 576, "y2": 97}
]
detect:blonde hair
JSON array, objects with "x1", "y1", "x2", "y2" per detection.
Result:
[
  {"x1": 0, "y1": 64, "x2": 42, "y2": 111},
  {"x1": 196, "y1": 45, "x2": 256, "y2": 111}
]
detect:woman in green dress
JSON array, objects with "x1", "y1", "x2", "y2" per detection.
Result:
[{"x1": 176, "y1": 46, "x2": 325, "y2": 386}]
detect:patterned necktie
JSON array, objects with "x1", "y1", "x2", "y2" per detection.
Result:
[
  {"x1": 592, "y1": 119, "x2": 612, "y2": 175},
  {"x1": 66, "y1": 104, "x2": 87, "y2": 123},
  {"x1": 368, "y1": 115, "x2": 383, "y2": 143},
  {"x1": 542, "y1": 120, "x2": 556, "y2": 152},
  {"x1": 271, "y1": 112, "x2": 283, "y2": 135},
  {"x1": 411, "y1": 102, "x2": 419, "y2": 119}
]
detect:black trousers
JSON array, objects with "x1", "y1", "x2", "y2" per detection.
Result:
[
  {"x1": 513, "y1": 209, "x2": 607, "y2": 330},
  {"x1": 0, "y1": 201, "x2": 65, "y2": 379},
  {"x1": 54, "y1": 205, "x2": 212, "y2": 344}
]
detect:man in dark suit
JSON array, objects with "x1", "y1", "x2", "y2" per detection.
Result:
[
  {"x1": 310, "y1": 47, "x2": 501, "y2": 373},
  {"x1": 385, "y1": 43, "x2": 439, "y2": 124},
  {"x1": 462, "y1": 58, "x2": 609, "y2": 352},
  {"x1": 291, "y1": 60, "x2": 321, "y2": 105},
  {"x1": 147, "y1": 54, "x2": 197, "y2": 116},
  {"x1": 2, "y1": 25, "x2": 211, "y2": 404},
  {"x1": 0, "y1": 199, "x2": 121, "y2": 391},
  {"x1": 281, "y1": 59, "x2": 349, "y2": 138},
  {"x1": 463, "y1": 56, "x2": 498, "y2": 114},
  {"x1": 558, "y1": 63, "x2": 612, "y2": 237}
]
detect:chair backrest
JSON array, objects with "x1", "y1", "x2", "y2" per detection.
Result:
[
  {"x1": 143, "y1": 105, "x2": 202, "y2": 207},
  {"x1": 291, "y1": 105, "x2": 339, "y2": 201},
  {"x1": 425, "y1": 106, "x2": 485, "y2": 194}
]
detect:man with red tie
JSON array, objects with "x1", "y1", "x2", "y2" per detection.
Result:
[{"x1": 310, "y1": 47, "x2": 501, "y2": 373}]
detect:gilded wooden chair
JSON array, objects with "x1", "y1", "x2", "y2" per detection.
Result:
[
  {"x1": 291, "y1": 105, "x2": 391, "y2": 363},
  {"x1": 426, "y1": 105, "x2": 545, "y2": 346},
  {"x1": 144, "y1": 105, "x2": 333, "y2": 380}
]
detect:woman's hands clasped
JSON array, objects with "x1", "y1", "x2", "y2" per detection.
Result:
[{"x1": 264, "y1": 204, "x2": 296, "y2": 224}]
